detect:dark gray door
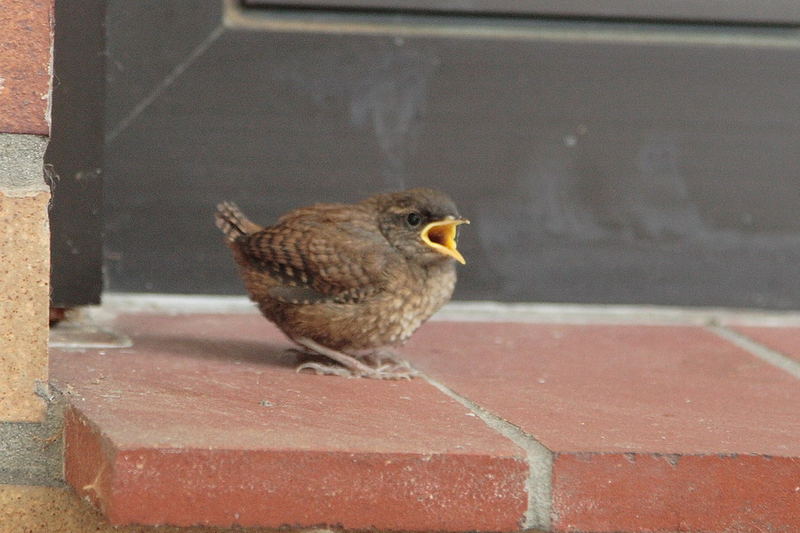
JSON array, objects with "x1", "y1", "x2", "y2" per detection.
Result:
[
  {"x1": 243, "y1": 0, "x2": 800, "y2": 24},
  {"x1": 47, "y1": 0, "x2": 105, "y2": 307},
  {"x1": 102, "y1": 1, "x2": 800, "y2": 308}
]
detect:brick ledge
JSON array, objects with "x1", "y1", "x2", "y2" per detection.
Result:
[{"x1": 51, "y1": 311, "x2": 800, "y2": 532}]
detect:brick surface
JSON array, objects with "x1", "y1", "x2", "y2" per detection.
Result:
[
  {"x1": 407, "y1": 323, "x2": 800, "y2": 455},
  {"x1": 0, "y1": 191, "x2": 50, "y2": 421},
  {"x1": 733, "y1": 325, "x2": 800, "y2": 363},
  {"x1": 54, "y1": 314, "x2": 800, "y2": 532},
  {"x1": 0, "y1": 0, "x2": 53, "y2": 134},
  {"x1": 552, "y1": 453, "x2": 800, "y2": 532},
  {"x1": 53, "y1": 314, "x2": 528, "y2": 530},
  {"x1": 405, "y1": 321, "x2": 800, "y2": 531}
]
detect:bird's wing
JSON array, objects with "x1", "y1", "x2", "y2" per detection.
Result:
[{"x1": 236, "y1": 206, "x2": 394, "y2": 304}]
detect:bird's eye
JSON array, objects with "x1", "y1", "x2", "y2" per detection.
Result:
[{"x1": 406, "y1": 212, "x2": 422, "y2": 227}]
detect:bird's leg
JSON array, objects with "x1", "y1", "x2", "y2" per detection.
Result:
[
  {"x1": 282, "y1": 347, "x2": 355, "y2": 377},
  {"x1": 282, "y1": 347, "x2": 318, "y2": 359},
  {"x1": 294, "y1": 338, "x2": 375, "y2": 375},
  {"x1": 294, "y1": 337, "x2": 417, "y2": 379},
  {"x1": 357, "y1": 349, "x2": 418, "y2": 377},
  {"x1": 294, "y1": 360, "x2": 356, "y2": 378},
  {"x1": 360, "y1": 349, "x2": 410, "y2": 368},
  {"x1": 282, "y1": 346, "x2": 349, "y2": 374}
]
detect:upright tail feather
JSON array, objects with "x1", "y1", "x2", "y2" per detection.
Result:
[{"x1": 215, "y1": 201, "x2": 260, "y2": 242}]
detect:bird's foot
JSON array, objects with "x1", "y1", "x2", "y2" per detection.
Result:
[
  {"x1": 369, "y1": 361, "x2": 420, "y2": 380},
  {"x1": 359, "y1": 349, "x2": 408, "y2": 367},
  {"x1": 361, "y1": 351, "x2": 420, "y2": 379},
  {"x1": 295, "y1": 361, "x2": 356, "y2": 378},
  {"x1": 293, "y1": 338, "x2": 419, "y2": 380},
  {"x1": 295, "y1": 360, "x2": 418, "y2": 380}
]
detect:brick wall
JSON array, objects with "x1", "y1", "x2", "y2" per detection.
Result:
[
  {"x1": 0, "y1": 0, "x2": 63, "y2": 526},
  {"x1": 0, "y1": 0, "x2": 53, "y2": 421}
]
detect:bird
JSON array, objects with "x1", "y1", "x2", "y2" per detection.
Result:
[{"x1": 214, "y1": 188, "x2": 469, "y2": 379}]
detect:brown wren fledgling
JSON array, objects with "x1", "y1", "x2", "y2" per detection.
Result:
[{"x1": 215, "y1": 188, "x2": 468, "y2": 379}]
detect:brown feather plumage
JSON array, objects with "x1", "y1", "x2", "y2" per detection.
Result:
[{"x1": 215, "y1": 188, "x2": 467, "y2": 378}]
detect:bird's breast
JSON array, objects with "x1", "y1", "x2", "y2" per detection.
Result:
[
  {"x1": 381, "y1": 261, "x2": 457, "y2": 345},
  {"x1": 251, "y1": 260, "x2": 456, "y2": 352}
]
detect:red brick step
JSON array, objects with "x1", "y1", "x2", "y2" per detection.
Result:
[{"x1": 52, "y1": 311, "x2": 800, "y2": 531}]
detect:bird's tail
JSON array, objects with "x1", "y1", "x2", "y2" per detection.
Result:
[{"x1": 215, "y1": 201, "x2": 259, "y2": 242}]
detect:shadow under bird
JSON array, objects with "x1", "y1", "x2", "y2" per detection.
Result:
[{"x1": 215, "y1": 188, "x2": 469, "y2": 379}]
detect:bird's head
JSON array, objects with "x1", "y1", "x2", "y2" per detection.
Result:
[{"x1": 369, "y1": 188, "x2": 469, "y2": 265}]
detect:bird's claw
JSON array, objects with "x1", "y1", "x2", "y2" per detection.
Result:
[
  {"x1": 292, "y1": 338, "x2": 419, "y2": 379},
  {"x1": 295, "y1": 361, "x2": 420, "y2": 380},
  {"x1": 295, "y1": 361, "x2": 355, "y2": 378},
  {"x1": 374, "y1": 359, "x2": 420, "y2": 379},
  {"x1": 369, "y1": 361, "x2": 419, "y2": 379}
]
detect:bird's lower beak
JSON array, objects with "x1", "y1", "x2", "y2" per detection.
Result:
[{"x1": 420, "y1": 218, "x2": 469, "y2": 264}]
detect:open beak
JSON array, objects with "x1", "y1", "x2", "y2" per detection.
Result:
[{"x1": 420, "y1": 217, "x2": 469, "y2": 264}]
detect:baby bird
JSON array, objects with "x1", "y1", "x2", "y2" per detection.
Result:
[{"x1": 215, "y1": 188, "x2": 468, "y2": 379}]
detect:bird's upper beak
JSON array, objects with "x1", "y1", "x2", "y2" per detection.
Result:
[{"x1": 420, "y1": 217, "x2": 469, "y2": 264}]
